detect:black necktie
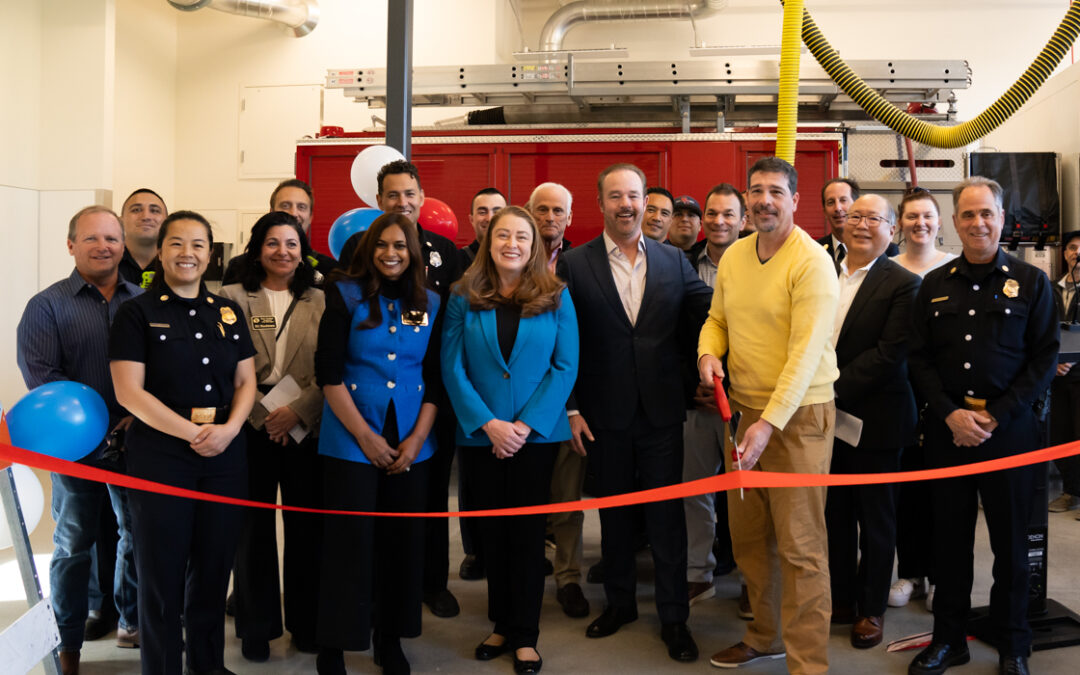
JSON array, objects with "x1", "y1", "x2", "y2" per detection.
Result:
[{"x1": 835, "y1": 244, "x2": 846, "y2": 264}]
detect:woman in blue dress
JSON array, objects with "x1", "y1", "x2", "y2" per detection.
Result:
[
  {"x1": 442, "y1": 206, "x2": 579, "y2": 674},
  {"x1": 314, "y1": 213, "x2": 441, "y2": 675}
]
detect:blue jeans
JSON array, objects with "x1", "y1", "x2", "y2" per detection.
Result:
[{"x1": 50, "y1": 472, "x2": 138, "y2": 650}]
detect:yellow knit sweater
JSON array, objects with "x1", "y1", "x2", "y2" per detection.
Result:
[{"x1": 698, "y1": 226, "x2": 839, "y2": 430}]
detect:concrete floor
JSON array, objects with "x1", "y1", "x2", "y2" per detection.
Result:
[{"x1": 3, "y1": 468, "x2": 1080, "y2": 674}]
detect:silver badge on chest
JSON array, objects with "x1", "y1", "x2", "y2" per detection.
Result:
[{"x1": 429, "y1": 251, "x2": 442, "y2": 268}]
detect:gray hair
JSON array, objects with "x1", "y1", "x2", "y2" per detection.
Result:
[
  {"x1": 952, "y1": 176, "x2": 1004, "y2": 211},
  {"x1": 68, "y1": 205, "x2": 122, "y2": 241},
  {"x1": 526, "y1": 182, "x2": 573, "y2": 212}
]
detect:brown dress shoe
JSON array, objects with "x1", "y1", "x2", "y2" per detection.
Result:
[
  {"x1": 59, "y1": 650, "x2": 80, "y2": 675},
  {"x1": 709, "y1": 641, "x2": 785, "y2": 668},
  {"x1": 851, "y1": 615, "x2": 884, "y2": 649}
]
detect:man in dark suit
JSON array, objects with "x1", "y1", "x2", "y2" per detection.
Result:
[
  {"x1": 825, "y1": 193, "x2": 921, "y2": 650},
  {"x1": 559, "y1": 163, "x2": 712, "y2": 662},
  {"x1": 816, "y1": 178, "x2": 899, "y2": 262}
]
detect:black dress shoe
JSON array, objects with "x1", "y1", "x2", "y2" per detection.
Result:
[
  {"x1": 661, "y1": 622, "x2": 699, "y2": 662},
  {"x1": 908, "y1": 641, "x2": 971, "y2": 675},
  {"x1": 241, "y1": 638, "x2": 270, "y2": 662},
  {"x1": 316, "y1": 648, "x2": 346, "y2": 675},
  {"x1": 556, "y1": 583, "x2": 590, "y2": 618},
  {"x1": 475, "y1": 637, "x2": 510, "y2": 661},
  {"x1": 423, "y1": 589, "x2": 460, "y2": 618},
  {"x1": 586, "y1": 560, "x2": 604, "y2": 584},
  {"x1": 1000, "y1": 655, "x2": 1030, "y2": 675},
  {"x1": 513, "y1": 653, "x2": 543, "y2": 674},
  {"x1": 459, "y1": 554, "x2": 485, "y2": 580},
  {"x1": 84, "y1": 610, "x2": 118, "y2": 641},
  {"x1": 183, "y1": 668, "x2": 237, "y2": 675},
  {"x1": 586, "y1": 606, "x2": 638, "y2": 638}
]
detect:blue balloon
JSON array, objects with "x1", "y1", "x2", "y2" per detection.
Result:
[
  {"x1": 8, "y1": 382, "x2": 109, "y2": 461},
  {"x1": 328, "y1": 208, "x2": 382, "y2": 261}
]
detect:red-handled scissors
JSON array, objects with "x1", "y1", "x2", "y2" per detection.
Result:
[{"x1": 712, "y1": 375, "x2": 744, "y2": 499}]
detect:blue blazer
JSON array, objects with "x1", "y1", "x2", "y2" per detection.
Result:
[{"x1": 441, "y1": 288, "x2": 579, "y2": 446}]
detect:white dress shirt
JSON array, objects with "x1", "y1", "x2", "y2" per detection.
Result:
[
  {"x1": 833, "y1": 257, "x2": 877, "y2": 347},
  {"x1": 603, "y1": 230, "x2": 648, "y2": 325}
]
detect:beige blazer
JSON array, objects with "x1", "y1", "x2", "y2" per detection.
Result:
[{"x1": 219, "y1": 283, "x2": 325, "y2": 431}]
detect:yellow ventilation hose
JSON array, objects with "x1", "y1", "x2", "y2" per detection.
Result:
[
  {"x1": 775, "y1": 0, "x2": 803, "y2": 163},
  {"x1": 776, "y1": 0, "x2": 1080, "y2": 149}
]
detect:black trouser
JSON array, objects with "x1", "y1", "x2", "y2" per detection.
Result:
[
  {"x1": 317, "y1": 455, "x2": 429, "y2": 651},
  {"x1": 826, "y1": 441, "x2": 901, "y2": 617},
  {"x1": 587, "y1": 411, "x2": 689, "y2": 624},
  {"x1": 233, "y1": 424, "x2": 322, "y2": 642},
  {"x1": 457, "y1": 444, "x2": 484, "y2": 559},
  {"x1": 126, "y1": 425, "x2": 246, "y2": 675},
  {"x1": 895, "y1": 441, "x2": 935, "y2": 582},
  {"x1": 460, "y1": 442, "x2": 558, "y2": 650},
  {"x1": 925, "y1": 413, "x2": 1038, "y2": 658},
  {"x1": 423, "y1": 413, "x2": 456, "y2": 593},
  {"x1": 1051, "y1": 376, "x2": 1080, "y2": 496}
]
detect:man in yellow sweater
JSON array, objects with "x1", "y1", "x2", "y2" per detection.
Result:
[{"x1": 698, "y1": 157, "x2": 839, "y2": 674}]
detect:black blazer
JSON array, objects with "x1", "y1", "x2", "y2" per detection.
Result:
[
  {"x1": 559, "y1": 234, "x2": 712, "y2": 431},
  {"x1": 834, "y1": 254, "x2": 921, "y2": 449},
  {"x1": 817, "y1": 233, "x2": 899, "y2": 259}
]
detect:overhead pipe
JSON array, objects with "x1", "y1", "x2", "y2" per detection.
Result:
[
  {"x1": 539, "y1": 0, "x2": 726, "y2": 52},
  {"x1": 167, "y1": 0, "x2": 319, "y2": 37}
]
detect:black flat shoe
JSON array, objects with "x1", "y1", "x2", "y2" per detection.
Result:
[
  {"x1": 513, "y1": 654, "x2": 543, "y2": 674},
  {"x1": 241, "y1": 638, "x2": 270, "y2": 662},
  {"x1": 908, "y1": 642, "x2": 970, "y2": 675},
  {"x1": 375, "y1": 635, "x2": 409, "y2": 675},
  {"x1": 475, "y1": 637, "x2": 510, "y2": 661},
  {"x1": 316, "y1": 648, "x2": 346, "y2": 675},
  {"x1": 585, "y1": 606, "x2": 638, "y2": 638}
]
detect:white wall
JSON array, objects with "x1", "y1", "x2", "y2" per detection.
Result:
[{"x1": 112, "y1": 0, "x2": 178, "y2": 210}]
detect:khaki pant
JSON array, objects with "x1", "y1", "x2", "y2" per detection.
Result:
[
  {"x1": 548, "y1": 441, "x2": 586, "y2": 587},
  {"x1": 728, "y1": 401, "x2": 834, "y2": 675}
]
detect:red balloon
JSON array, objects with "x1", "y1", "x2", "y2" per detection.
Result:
[{"x1": 418, "y1": 198, "x2": 458, "y2": 240}]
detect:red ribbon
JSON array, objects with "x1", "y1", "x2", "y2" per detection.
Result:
[{"x1": 2, "y1": 436, "x2": 1079, "y2": 519}]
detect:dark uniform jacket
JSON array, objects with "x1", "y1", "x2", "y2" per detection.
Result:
[{"x1": 908, "y1": 248, "x2": 1058, "y2": 459}]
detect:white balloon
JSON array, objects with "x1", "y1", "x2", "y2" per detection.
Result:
[
  {"x1": 0, "y1": 465, "x2": 45, "y2": 551},
  {"x1": 350, "y1": 144, "x2": 406, "y2": 207}
]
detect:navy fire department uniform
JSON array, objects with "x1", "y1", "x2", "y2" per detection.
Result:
[{"x1": 109, "y1": 285, "x2": 256, "y2": 675}]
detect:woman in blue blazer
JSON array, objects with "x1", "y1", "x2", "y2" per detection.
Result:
[
  {"x1": 314, "y1": 213, "x2": 441, "y2": 675},
  {"x1": 443, "y1": 206, "x2": 578, "y2": 675}
]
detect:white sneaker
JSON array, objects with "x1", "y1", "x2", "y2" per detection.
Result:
[
  {"x1": 888, "y1": 577, "x2": 925, "y2": 607},
  {"x1": 925, "y1": 584, "x2": 936, "y2": 612}
]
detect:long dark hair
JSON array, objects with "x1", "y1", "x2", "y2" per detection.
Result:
[
  {"x1": 453, "y1": 206, "x2": 564, "y2": 317},
  {"x1": 149, "y1": 210, "x2": 214, "y2": 292},
  {"x1": 239, "y1": 211, "x2": 316, "y2": 296},
  {"x1": 340, "y1": 213, "x2": 428, "y2": 329}
]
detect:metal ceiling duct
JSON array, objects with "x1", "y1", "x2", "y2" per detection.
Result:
[
  {"x1": 539, "y1": 0, "x2": 726, "y2": 52},
  {"x1": 167, "y1": 0, "x2": 319, "y2": 37}
]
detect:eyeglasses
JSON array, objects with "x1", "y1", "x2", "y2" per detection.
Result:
[{"x1": 845, "y1": 214, "x2": 890, "y2": 227}]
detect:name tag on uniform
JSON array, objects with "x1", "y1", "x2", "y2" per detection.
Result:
[
  {"x1": 401, "y1": 311, "x2": 429, "y2": 327},
  {"x1": 149, "y1": 322, "x2": 170, "y2": 328},
  {"x1": 930, "y1": 296, "x2": 950, "y2": 303},
  {"x1": 251, "y1": 316, "x2": 277, "y2": 330}
]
